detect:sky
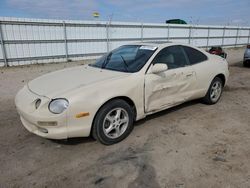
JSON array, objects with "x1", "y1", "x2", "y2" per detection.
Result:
[{"x1": 0, "y1": 0, "x2": 249, "y2": 26}]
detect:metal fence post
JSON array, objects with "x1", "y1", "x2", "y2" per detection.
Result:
[
  {"x1": 141, "y1": 23, "x2": 144, "y2": 42},
  {"x1": 247, "y1": 29, "x2": 250, "y2": 44},
  {"x1": 63, "y1": 21, "x2": 69, "y2": 61},
  {"x1": 188, "y1": 26, "x2": 192, "y2": 44},
  {"x1": 235, "y1": 28, "x2": 239, "y2": 47},
  {"x1": 206, "y1": 27, "x2": 210, "y2": 50},
  {"x1": 167, "y1": 24, "x2": 170, "y2": 41},
  {"x1": 106, "y1": 23, "x2": 110, "y2": 52},
  {"x1": 222, "y1": 27, "x2": 226, "y2": 47},
  {"x1": 0, "y1": 22, "x2": 8, "y2": 67}
]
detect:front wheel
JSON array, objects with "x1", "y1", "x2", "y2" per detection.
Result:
[
  {"x1": 203, "y1": 77, "x2": 223, "y2": 105},
  {"x1": 92, "y1": 99, "x2": 134, "y2": 145}
]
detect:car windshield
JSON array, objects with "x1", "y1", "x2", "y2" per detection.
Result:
[{"x1": 89, "y1": 45, "x2": 157, "y2": 73}]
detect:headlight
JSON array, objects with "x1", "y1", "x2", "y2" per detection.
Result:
[{"x1": 49, "y1": 98, "x2": 69, "y2": 114}]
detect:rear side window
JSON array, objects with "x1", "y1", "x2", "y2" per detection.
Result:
[{"x1": 183, "y1": 46, "x2": 208, "y2": 65}]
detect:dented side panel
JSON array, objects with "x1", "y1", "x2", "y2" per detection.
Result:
[{"x1": 144, "y1": 66, "x2": 197, "y2": 113}]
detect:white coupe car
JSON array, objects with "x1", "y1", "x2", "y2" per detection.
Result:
[{"x1": 15, "y1": 42, "x2": 229, "y2": 145}]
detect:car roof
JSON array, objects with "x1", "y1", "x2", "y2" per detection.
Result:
[
  {"x1": 141, "y1": 41, "x2": 172, "y2": 45},
  {"x1": 130, "y1": 41, "x2": 209, "y2": 55},
  {"x1": 131, "y1": 41, "x2": 190, "y2": 48},
  {"x1": 132, "y1": 41, "x2": 172, "y2": 47}
]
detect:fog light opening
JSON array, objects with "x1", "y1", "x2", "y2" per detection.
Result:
[{"x1": 38, "y1": 127, "x2": 48, "y2": 134}]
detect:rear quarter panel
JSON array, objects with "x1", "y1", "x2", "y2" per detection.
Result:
[{"x1": 192, "y1": 54, "x2": 229, "y2": 98}]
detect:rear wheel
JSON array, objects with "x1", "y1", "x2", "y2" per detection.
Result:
[
  {"x1": 92, "y1": 99, "x2": 134, "y2": 145},
  {"x1": 203, "y1": 77, "x2": 223, "y2": 105},
  {"x1": 243, "y1": 60, "x2": 249, "y2": 67}
]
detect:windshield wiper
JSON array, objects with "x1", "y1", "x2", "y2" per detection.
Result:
[
  {"x1": 102, "y1": 52, "x2": 112, "y2": 69},
  {"x1": 119, "y1": 55, "x2": 129, "y2": 72}
]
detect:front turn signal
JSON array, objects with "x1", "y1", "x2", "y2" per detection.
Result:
[{"x1": 75, "y1": 112, "x2": 90, "y2": 118}]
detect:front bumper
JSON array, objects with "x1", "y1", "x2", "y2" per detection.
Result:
[{"x1": 15, "y1": 85, "x2": 68, "y2": 139}]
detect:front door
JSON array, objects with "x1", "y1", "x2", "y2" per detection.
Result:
[{"x1": 144, "y1": 45, "x2": 197, "y2": 113}]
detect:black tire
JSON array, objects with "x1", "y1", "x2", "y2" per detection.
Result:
[
  {"x1": 243, "y1": 61, "x2": 249, "y2": 67},
  {"x1": 92, "y1": 99, "x2": 134, "y2": 145},
  {"x1": 203, "y1": 77, "x2": 223, "y2": 105}
]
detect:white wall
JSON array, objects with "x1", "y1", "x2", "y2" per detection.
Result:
[{"x1": 0, "y1": 17, "x2": 249, "y2": 66}]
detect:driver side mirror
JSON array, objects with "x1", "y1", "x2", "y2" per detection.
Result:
[{"x1": 151, "y1": 63, "x2": 168, "y2": 74}]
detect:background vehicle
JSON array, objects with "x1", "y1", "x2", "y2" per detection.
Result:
[
  {"x1": 243, "y1": 45, "x2": 250, "y2": 67},
  {"x1": 15, "y1": 42, "x2": 229, "y2": 145},
  {"x1": 166, "y1": 19, "x2": 187, "y2": 24},
  {"x1": 208, "y1": 46, "x2": 227, "y2": 59}
]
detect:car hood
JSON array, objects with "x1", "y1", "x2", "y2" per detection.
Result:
[{"x1": 28, "y1": 65, "x2": 130, "y2": 98}]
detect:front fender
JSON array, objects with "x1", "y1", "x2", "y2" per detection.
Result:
[{"x1": 63, "y1": 73, "x2": 145, "y2": 138}]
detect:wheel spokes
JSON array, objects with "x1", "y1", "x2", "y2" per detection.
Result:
[
  {"x1": 120, "y1": 116, "x2": 128, "y2": 124},
  {"x1": 103, "y1": 108, "x2": 129, "y2": 139},
  {"x1": 210, "y1": 81, "x2": 222, "y2": 101},
  {"x1": 115, "y1": 127, "x2": 121, "y2": 137},
  {"x1": 105, "y1": 124, "x2": 115, "y2": 134},
  {"x1": 212, "y1": 83, "x2": 217, "y2": 90},
  {"x1": 211, "y1": 91, "x2": 215, "y2": 98},
  {"x1": 106, "y1": 114, "x2": 114, "y2": 123},
  {"x1": 115, "y1": 109, "x2": 122, "y2": 119}
]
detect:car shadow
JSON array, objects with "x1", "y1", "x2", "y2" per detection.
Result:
[
  {"x1": 231, "y1": 61, "x2": 249, "y2": 68},
  {"x1": 50, "y1": 99, "x2": 201, "y2": 145},
  {"x1": 135, "y1": 99, "x2": 200, "y2": 127},
  {"x1": 50, "y1": 137, "x2": 96, "y2": 145}
]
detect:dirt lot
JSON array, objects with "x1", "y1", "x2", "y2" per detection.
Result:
[{"x1": 0, "y1": 47, "x2": 249, "y2": 188}]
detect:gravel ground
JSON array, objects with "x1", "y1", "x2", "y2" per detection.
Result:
[{"x1": 0, "y1": 47, "x2": 249, "y2": 188}]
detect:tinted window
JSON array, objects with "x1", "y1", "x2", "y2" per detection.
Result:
[
  {"x1": 183, "y1": 46, "x2": 208, "y2": 65},
  {"x1": 152, "y1": 45, "x2": 188, "y2": 69}
]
